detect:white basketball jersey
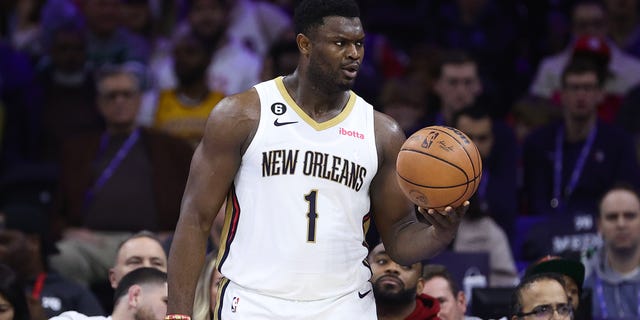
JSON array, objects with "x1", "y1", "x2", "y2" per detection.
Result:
[{"x1": 216, "y1": 77, "x2": 379, "y2": 301}]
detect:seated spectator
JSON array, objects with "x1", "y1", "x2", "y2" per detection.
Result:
[
  {"x1": 523, "y1": 58, "x2": 640, "y2": 216},
  {"x1": 0, "y1": 263, "x2": 31, "y2": 320},
  {"x1": 453, "y1": 103, "x2": 518, "y2": 242},
  {"x1": 378, "y1": 77, "x2": 429, "y2": 137},
  {"x1": 368, "y1": 242, "x2": 440, "y2": 320},
  {"x1": 50, "y1": 267, "x2": 168, "y2": 320},
  {"x1": 525, "y1": 255, "x2": 590, "y2": 319},
  {"x1": 583, "y1": 185, "x2": 640, "y2": 318},
  {"x1": 138, "y1": 29, "x2": 224, "y2": 146},
  {"x1": 259, "y1": 39, "x2": 299, "y2": 82},
  {"x1": 49, "y1": 65, "x2": 192, "y2": 287},
  {"x1": 192, "y1": 252, "x2": 223, "y2": 320},
  {"x1": 150, "y1": 0, "x2": 262, "y2": 95},
  {"x1": 109, "y1": 231, "x2": 167, "y2": 290},
  {"x1": 421, "y1": 264, "x2": 482, "y2": 320},
  {"x1": 0, "y1": 208, "x2": 104, "y2": 318},
  {"x1": 510, "y1": 273, "x2": 572, "y2": 320}
]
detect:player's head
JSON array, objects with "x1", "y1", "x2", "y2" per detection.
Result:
[
  {"x1": 598, "y1": 184, "x2": 640, "y2": 256},
  {"x1": 511, "y1": 273, "x2": 572, "y2": 320},
  {"x1": 525, "y1": 255, "x2": 585, "y2": 311},
  {"x1": 109, "y1": 231, "x2": 167, "y2": 289},
  {"x1": 421, "y1": 264, "x2": 467, "y2": 320},
  {"x1": 95, "y1": 64, "x2": 143, "y2": 129},
  {"x1": 113, "y1": 267, "x2": 168, "y2": 320},
  {"x1": 0, "y1": 263, "x2": 30, "y2": 320},
  {"x1": 368, "y1": 242, "x2": 423, "y2": 306},
  {"x1": 452, "y1": 103, "x2": 494, "y2": 160},
  {"x1": 571, "y1": 0, "x2": 607, "y2": 38},
  {"x1": 560, "y1": 57, "x2": 605, "y2": 122},
  {"x1": 433, "y1": 50, "x2": 482, "y2": 122},
  {"x1": 293, "y1": 0, "x2": 363, "y2": 92}
]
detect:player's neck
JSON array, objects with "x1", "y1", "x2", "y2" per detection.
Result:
[
  {"x1": 282, "y1": 73, "x2": 350, "y2": 122},
  {"x1": 563, "y1": 114, "x2": 596, "y2": 142}
]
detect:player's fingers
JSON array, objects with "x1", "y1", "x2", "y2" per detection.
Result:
[{"x1": 425, "y1": 208, "x2": 454, "y2": 228}]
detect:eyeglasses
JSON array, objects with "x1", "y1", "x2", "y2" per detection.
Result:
[
  {"x1": 99, "y1": 89, "x2": 139, "y2": 101},
  {"x1": 517, "y1": 303, "x2": 573, "y2": 319}
]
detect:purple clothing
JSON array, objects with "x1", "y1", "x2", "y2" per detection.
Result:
[{"x1": 523, "y1": 120, "x2": 640, "y2": 216}]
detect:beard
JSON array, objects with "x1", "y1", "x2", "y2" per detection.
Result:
[
  {"x1": 133, "y1": 305, "x2": 156, "y2": 320},
  {"x1": 372, "y1": 277, "x2": 417, "y2": 306},
  {"x1": 307, "y1": 56, "x2": 354, "y2": 93}
]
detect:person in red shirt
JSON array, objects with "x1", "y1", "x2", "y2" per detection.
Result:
[{"x1": 368, "y1": 242, "x2": 440, "y2": 320}]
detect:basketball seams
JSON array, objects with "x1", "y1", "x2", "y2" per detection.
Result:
[
  {"x1": 398, "y1": 148, "x2": 470, "y2": 182},
  {"x1": 429, "y1": 126, "x2": 479, "y2": 178}
]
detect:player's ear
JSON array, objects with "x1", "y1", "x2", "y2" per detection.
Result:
[{"x1": 297, "y1": 33, "x2": 311, "y2": 56}]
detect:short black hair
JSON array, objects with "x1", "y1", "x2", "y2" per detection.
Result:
[
  {"x1": 113, "y1": 267, "x2": 167, "y2": 304},
  {"x1": 293, "y1": 0, "x2": 360, "y2": 35},
  {"x1": 597, "y1": 183, "x2": 640, "y2": 217},
  {"x1": 433, "y1": 50, "x2": 477, "y2": 79},
  {"x1": 561, "y1": 57, "x2": 607, "y2": 88},
  {"x1": 0, "y1": 264, "x2": 30, "y2": 320},
  {"x1": 511, "y1": 272, "x2": 566, "y2": 318}
]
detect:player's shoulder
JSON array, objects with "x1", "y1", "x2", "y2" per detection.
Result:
[
  {"x1": 373, "y1": 110, "x2": 406, "y2": 141},
  {"x1": 211, "y1": 87, "x2": 260, "y2": 121}
]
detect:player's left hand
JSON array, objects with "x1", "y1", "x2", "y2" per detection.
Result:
[{"x1": 418, "y1": 201, "x2": 469, "y2": 239}]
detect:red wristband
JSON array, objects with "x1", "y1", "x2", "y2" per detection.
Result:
[{"x1": 164, "y1": 315, "x2": 191, "y2": 320}]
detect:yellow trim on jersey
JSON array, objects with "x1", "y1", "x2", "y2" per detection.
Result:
[
  {"x1": 275, "y1": 76, "x2": 356, "y2": 131},
  {"x1": 215, "y1": 191, "x2": 235, "y2": 272},
  {"x1": 212, "y1": 277, "x2": 230, "y2": 320}
]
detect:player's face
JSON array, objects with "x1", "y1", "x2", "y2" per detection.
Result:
[
  {"x1": 97, "y1": 73, "x2": 141, "y2": 128},
  {"x1": 306, "y1": 16, "x2": 364, "y2": 92},
  {"x1": 517, "y1": 279, "x2": 571, "y2": 320},
  {"x1": 455, "y1": 115, "x2": 493, "y2": 160},
  {"x1": 109, "y1": 237, "x2": 167, "y2": 288},
  {"x1": 0, "y1": 294, "x2": 14, "y2": 320},
  {"x1": 598, "y1": 189, "x2": 640, "y2": 254},
  {"x1": 369, "y1": 243, "x2": 422, "y2": 303},
  {"x1": 135, "y1": 283, "x2": 168, "y2": 320},
  {"x1": 422, "y1": 277, "x2": 466, "y2": 320},
  {"x1": 561, "y1": 72, "x2": 603, "y2": 122},
  {"x1": 434, "y1": 63, "x2": 482, "y2": 115}
]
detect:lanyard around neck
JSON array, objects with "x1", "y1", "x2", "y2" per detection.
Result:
[
  {"x1": 550, "y1": 123, "x2": 597, "y2": 211},
  {"x1": 594, "y1": 273, "x2": 640, "y2": 318}
]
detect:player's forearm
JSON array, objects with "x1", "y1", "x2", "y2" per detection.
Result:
[
  {"x1": 167, "y1": 221, "x2": 209, "y2": 315},
  {"x1": 385, "y1": 221, "x2": 454, "y2": 266}
]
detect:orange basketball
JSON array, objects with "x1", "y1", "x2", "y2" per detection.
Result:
[{"x1": 396, "y1": 126, "x2": 483, "y2": 210}]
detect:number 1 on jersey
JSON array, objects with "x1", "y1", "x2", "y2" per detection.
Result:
[{"x1": 304, "y1": 190, "x2": 319, "y2": 242}]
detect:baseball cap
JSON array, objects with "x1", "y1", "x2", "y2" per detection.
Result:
[
  {"x1": 525, "y1": 255, "x2": 585, "y2": 291},
  {"x1": 572, "y1": 35, "x2": 611, "y2": 65}
]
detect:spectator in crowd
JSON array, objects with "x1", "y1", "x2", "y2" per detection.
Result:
[
  {"x1": 529, "y1": 0, "x2": 640, "y2": 119},
  {"x1": 421, "y1": 264, "x2": 482, "y2": 320},
  {"x1": 523, "y1": 58, "x2": 640, "y2": 216},
  {"x1": 226, "y1": 0, "x2": 294, "y2": 57},
  {"x1": 50, "y1": 267, "x2": 168, "y2": 320},
  {"x1": 525, "y1": 255, "x2": 590, "y2": 319},
  {"x1": 511, "y1": 273, "x2": 573, "y2": 320},
  {"x1": 192, "y1": 252, "x2": 223, "y2": 320},
  {"x1": 452, "y1": 103, "x2": 518, "y2": 243},
  {"x1": 368, "y1": 242, "x2": 440, "y2": 320},
  {"x1": 108, "y1": 231, "x2": 167, "y2": 290},
  {"x1": 259, "y1": 38, "x2": 299, "y2": 81},
  {"x1": 0, "y1": 263, "x2": 31, "y2": 320},
  {"x1": 34, "y1": 19, "x2": 103, "y2": 162},
  {"x1": 138, "y1": 29, "x2": 223, "y2": 146},
  {"x1": 378, "y1": 77, "x2": 429, "y2": 137},
  {"x1": 583, "y1": 185, "x2": 640, "y2": 318},
  {"x1": 0, "y1": 208, "x2": 104, "y2": 318},
  {"x1": 450, "y1": 198, "x2": 518, "y2": 287},
  {"x1": 150, "y1": 0, "x2": 261, "y2": 95},
  {"x1": 49, "y1": 65, "x2": 192, "y2": 287},
  {"x1": 83, "y1": 0, "x2": 149, "y2": 66}
]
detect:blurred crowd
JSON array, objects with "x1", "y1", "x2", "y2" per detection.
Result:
[{"x1": 0, "y1": 0, "x2": 640, "y2": 319}]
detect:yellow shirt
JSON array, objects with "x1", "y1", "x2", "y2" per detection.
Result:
[{"x1": 153, "y1": 89, "x2": 224, "y2": 145}]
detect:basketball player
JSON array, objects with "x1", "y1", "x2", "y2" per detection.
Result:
[{"x1": 166, "y1": 0, "x2": 468, "y2": 319}]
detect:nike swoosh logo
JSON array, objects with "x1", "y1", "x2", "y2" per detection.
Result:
[
  {"x1": 274, "y1": 119, "x2": 298, "y2": 126},
  {"x1": 358, "y1": 289, "x2": 372, "y2": 299}
]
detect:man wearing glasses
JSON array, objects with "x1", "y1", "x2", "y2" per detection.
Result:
[{"x1": 511, "y1": 273, "x2": 573, "y2": 320}]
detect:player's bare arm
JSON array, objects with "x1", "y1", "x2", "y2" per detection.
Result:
[
  {"x1": 370, "y1": 111, "x2": 467, "y2": 266},
  {"x1": 167, "y1": 90, "x2": 260, "y2": 315}
]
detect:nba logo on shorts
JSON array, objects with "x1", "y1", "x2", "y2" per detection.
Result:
[{"x1": 231, "y1": 297, "x2": 240, "y2": 313}]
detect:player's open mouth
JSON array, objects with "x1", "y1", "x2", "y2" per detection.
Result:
[{"x1": 342, "y1": 64, "x2": 359, "y2": 78}]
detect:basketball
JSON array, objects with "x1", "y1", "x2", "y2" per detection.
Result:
[{"x1": 396, "y1": 125, "x2": 483, "y2": 210}]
